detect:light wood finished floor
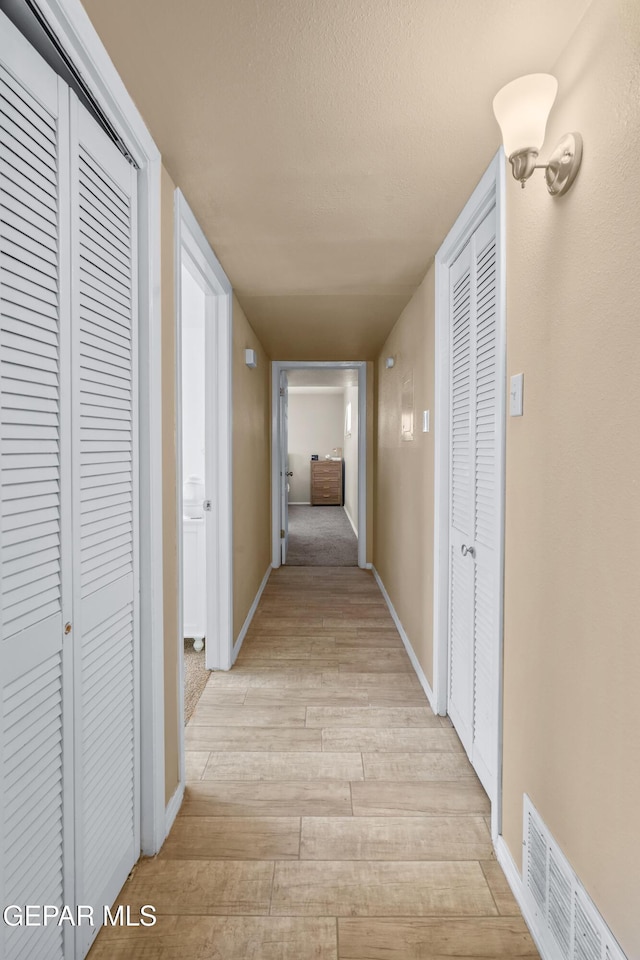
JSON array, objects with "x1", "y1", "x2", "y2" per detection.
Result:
[{"x1": 89, "y1": 567, "x2": 539, "y2": 959}]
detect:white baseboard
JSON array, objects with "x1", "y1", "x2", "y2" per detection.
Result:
[
  {"x1": 344, "y1": 504, "x2": 358, "y2": 537},
  {"x1": 164, "y1": 780, "x2": 185, "y2": 839},
  {"x1": 364, "y1": 562, "x2": 373, "y2": 570},
  {"x1": 288, "y1": 501, "x2": 310, "y2": 505},
  {"x1": 494, "y1": 835, "x2": 549, "y2": 960},
  {"x1": 372, "y1": 566, "x2": 437, "y2": 714},
  {"x1": 232, "y1": 565, "x2": 272, "y2": 663}
]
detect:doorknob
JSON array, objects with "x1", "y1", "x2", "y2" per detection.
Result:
[
  {"x1": 286, "y1": 471, "x2": 293, "y2": 477},
  {"x1": 461, "y1": 544, "x2": 476, "y2": 558}
]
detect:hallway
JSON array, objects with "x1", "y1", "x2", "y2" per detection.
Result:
[{"x1": 89, "y1": 567, "x2": 538, "y2": 959}]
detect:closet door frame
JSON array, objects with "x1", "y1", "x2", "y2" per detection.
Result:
[
  {"x1": 35, "y1": 0, "x2": 167, "y2": 855},
  {"x1": 433, "y1": 150, "x2": 507, "y2": 840}
]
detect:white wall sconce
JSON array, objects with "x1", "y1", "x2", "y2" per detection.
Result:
[
  {"x1": 245, "y1": 348, "x2": 258, "y2": 368},
  {"x1": 492, "y1": 73, "x2": 582, "y2": 196},
  {"x1": 385, "y1": 356, "x2": 395, "y2": 369}
]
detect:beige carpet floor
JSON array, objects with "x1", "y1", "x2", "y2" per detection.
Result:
[
  {"x1": 286, "y1": 505, "x2": 358, "y2": 565},
  {"x1": 184, "y1": 639, "x2": 209, "y2": 725}
]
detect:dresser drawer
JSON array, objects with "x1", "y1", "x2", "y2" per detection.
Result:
[
  {"x1": 312, "y1": 461, "x2": 341, "y2": 476},
  {"x1": 310, "y1": 459, "x2": 343, "y2": 505}
]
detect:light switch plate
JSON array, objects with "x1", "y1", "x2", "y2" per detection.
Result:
[
  {"x1": 510, "y1": 373, "x2": 524, "y2": 416},
  {"x1": 422, "y1": 410, "x2": 430, "y2": 433}
]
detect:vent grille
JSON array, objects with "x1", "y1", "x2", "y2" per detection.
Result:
[
  {"x1": 549, "y1": 851, "x2": 572, "y2": 959},
  {"x1": 574, "y1": 895, "x2": 601, "y2": 960},
  {"x1": 527, "y1": 810, "x2": 547, "y2": 913},
  {"x1": 522, "y1": 797, "x2": 627, "y2": 960}
]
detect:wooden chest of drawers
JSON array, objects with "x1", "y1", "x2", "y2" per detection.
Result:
[{"x1": 311, "y1": 459, "x2": 343, "y2": 506}]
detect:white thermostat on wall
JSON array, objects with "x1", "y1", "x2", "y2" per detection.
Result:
[{"x1": 245, "y1": 348, "x2": 258, "y2": 368}]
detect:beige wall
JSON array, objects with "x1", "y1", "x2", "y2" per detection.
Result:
[
  {"x1": 374, "y1": 6, "x2": 640, "y2": 949},
  {"x1": 233, "y1": 296, "x2": 272, "y2": 639},
  {"x1": 374, "y1": 270, "x2": 435, "y2": 682},
  {"x1": 501, "y1": 0, "x2": 640, "y2": 953},
  {"x1": 288, "y1": 392, "x2": 345, "y2": 503},
  {"x1": 160, "y1": 166, "x2": 180, "y2": 804}
]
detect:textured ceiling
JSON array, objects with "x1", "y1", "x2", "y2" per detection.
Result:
[{"x1": 82, "y1": 0, "x2": 590, "y2": 358}]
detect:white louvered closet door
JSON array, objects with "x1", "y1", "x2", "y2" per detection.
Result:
[
  {"x1": 447, "y1": 238, "x2": 475, "y2": 757},
  {"x1": 70, "y1": 94, "x2": 139, "y2": 960},
  {"x1": 447, "y1": 206, "x2": 499, "y2": 801},
  {"x1": 470, "y1": 209, "x2": 499, "y2": 795},
  {"x1": 0, "y1": 20, "x2": 73, "y2": 960}
]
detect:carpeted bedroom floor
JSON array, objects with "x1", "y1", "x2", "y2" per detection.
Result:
[
  {"x1": 184, "y1": 639, "x2": 209, "y2": 725},
  {"x1": 286, "y1": 505, "x2": 358, "y2": 566}
]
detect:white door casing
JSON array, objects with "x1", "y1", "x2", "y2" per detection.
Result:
[
  {"x1": 434, "y1": 152, "x2": 506, "y2": 840},
  {"x1": 271, "y1": 361, "x2": 368, "y2": 569},
  {"x1": 279, "y1": 369, "x2": 289, "y2": 564},
  {"x1": 174, "y1": 190, "x2": 233, "y2": 808},
  {"x1": 174, "y1": 190, "x2": 232, "y2": 677}
]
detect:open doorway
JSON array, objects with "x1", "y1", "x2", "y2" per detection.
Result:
[
  {"x1": 272, "y1": 361, "x2": 367, "y2": 568},
  {"x1": 180, "y1": 262, "x2": 209, "y2": 721},
  {"x1": 175, "y1": 189, "x2": 233, "y2": 746},
  {"x1": 287, "y1": 369, "x2": 358, "y2": 564}
]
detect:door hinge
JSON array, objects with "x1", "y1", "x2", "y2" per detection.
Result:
[
  {"x1": 280, "y1": 387, "x2": 285, "y2": 397},
  {"x1": 280, "y1": 528, "x2": 285, "y2": 538}
]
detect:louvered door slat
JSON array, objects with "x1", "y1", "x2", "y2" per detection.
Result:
[
  {"x1": 80, "y1": 229, "x2": 130, "y2": 279},
  {"x1": 451, "y1": 265, "x2": 472, "y2": 534},
  {"x1": 78, "y1": 203, "x2": 130, "y2": 261},
  {"x1": 79, "y1": 153, "x2": 129, "y2": 216},
  {"x1": 71, "y1": 95, "x2": 138, "y2": 959}
]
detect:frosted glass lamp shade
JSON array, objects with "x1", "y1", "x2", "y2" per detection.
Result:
[{"x1": 492, "y1": 74, "x2": 558, "y2": 157}]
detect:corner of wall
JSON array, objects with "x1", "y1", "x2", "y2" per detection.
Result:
[
  {"x1": 232, "y1": 297, "x2": 272, "y2": 641},
  {"x1": 373, "y1": 269, "x2": 436, "y2": 687}
]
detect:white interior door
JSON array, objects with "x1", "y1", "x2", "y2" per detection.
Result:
[
  {"x1": 279, "y1": 369, "x2": 289, "y2": 564},
  {"x1": 447, "y1": 237, "x2": 475, "y2": 757},
  {"x1": 0, "y1": 23, "x2": 73, "y2": 960},
  {"x1": 70, "y1": 93, "x2": 139, "y2": 958},
  {"x1": 0, "y1": 14, "x2": 139, "y2": 959},
  {"x1": 447, "y1": 206, "x2": 499, "y2": 800}
]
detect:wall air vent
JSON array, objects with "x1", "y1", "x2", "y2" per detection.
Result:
[
  {"x1": 574, "y1": 893, "x2": 601, "y2": 960},
  {"x1": 522, "y1": 796, "x2": 628, "y2": 960}
]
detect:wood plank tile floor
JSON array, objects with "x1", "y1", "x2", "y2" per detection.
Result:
[{"x1": 89, "y1": 567, "x2": 539, "y2": 959}]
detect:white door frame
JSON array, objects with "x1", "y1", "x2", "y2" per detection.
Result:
[
  {"x1": 34, "y1": 0, "x2": 166, "y2": 855},
  {"x1": 175, "y1": 191, "x2": 233, "y2": 782},
  {"x1": 432, "y1": 150, "x2": 507, "y2": 839},
  {"x1": 271, "y1": 361, "x2": 367, "y2": 569}
]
